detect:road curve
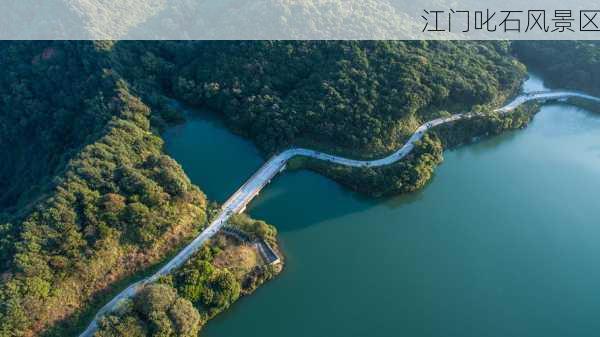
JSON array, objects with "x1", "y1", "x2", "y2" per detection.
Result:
[{"x1": 79, "y1": 90, "x2": 600, "y2": 337}]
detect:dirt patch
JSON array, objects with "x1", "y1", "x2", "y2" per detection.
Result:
[{"x1": 213, "y1": 244, "x2": 261, "y2": 280}]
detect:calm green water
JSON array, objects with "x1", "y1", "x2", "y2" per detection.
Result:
[{"x1": 164, "y1": 75, "x2": 600, "y2": 337}]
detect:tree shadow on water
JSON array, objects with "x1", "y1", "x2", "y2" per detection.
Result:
[{"x1": 245, "y1": 169, "x2": 429, "y2": 233}]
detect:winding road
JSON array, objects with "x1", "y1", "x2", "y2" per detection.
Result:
[{"x1": 79, "y1": 90, "x2": 600, "y2": 337}]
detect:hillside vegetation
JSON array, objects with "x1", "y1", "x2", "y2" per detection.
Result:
[
  {"x1": 94, "y1": 214, "x2": 281, "y2": 337},
  {"x1": 133, "y1": 41, "x2": 526, "y2": 156},
  {"x1": 0, "y1": 42, "x2": 111, "y2": 213},
  {"x1": 0, "y1": 42, "x2": 209, "y2": 337},
  {"x1": 514, "y1": 41, "x2": 600, "y2": 95}
]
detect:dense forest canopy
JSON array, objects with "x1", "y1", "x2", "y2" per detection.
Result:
[
  {"x1": 0, "y1": 41, "x2": 113, "y2": 212},
  {"x1": 513, "y1": 41, "x2": 600, "y2": 95},
  {"x1": 163, "y1": 41, "x2": 525, "y2": 155},
  {"x1": 0, "y1": 41, "x2": 208, "y2": 337}
]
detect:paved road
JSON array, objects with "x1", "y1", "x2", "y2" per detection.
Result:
[{"x1": 79, "y1": 90, "x2": 600, "y2": 337}]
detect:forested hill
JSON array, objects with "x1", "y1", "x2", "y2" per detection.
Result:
[
  {"x1": 0, "y1": 42, "x2": 208, "y2": 337},
  {"x1": 0, "y1": 42, "x2": 113, "y2": 213},
  {"x1": 513, "y1": 41, "x2": 600, "y2": 96},
  {"x1": 163, "y1": 41, "x2": 525, "y2": 156}
]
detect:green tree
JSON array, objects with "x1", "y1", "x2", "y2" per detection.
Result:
[
  {"x1": 134, "y1": 284, "x2": 177, "y2": 318},
  {"x1": 168, "y1": 298, "x2": 202, "y2": 337}
]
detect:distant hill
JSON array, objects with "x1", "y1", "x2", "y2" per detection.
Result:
[
  {"x1": 0, "y1": 0, "x2": 456, "y2": 39},
  {"x1": 2, "y1": 0, "x2": 584, "y2": 39},
  {"x1": 124, "y1": 0, "x2": 427, "y2": 39}
]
